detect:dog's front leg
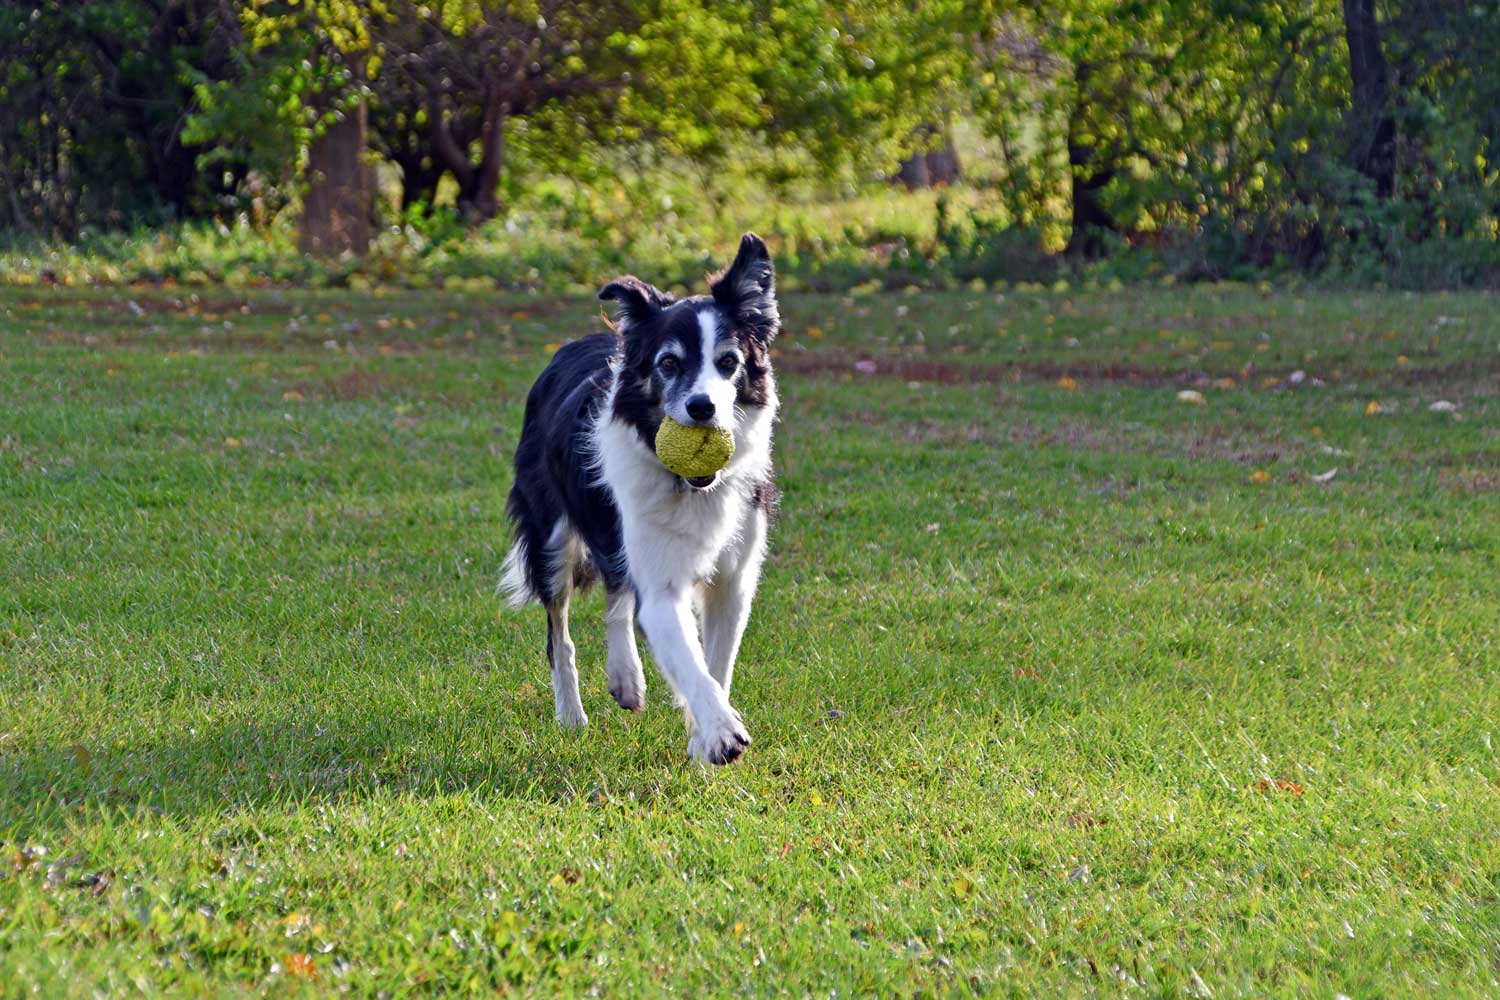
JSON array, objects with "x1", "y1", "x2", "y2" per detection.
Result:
[{"x1": 637, "y1": 588, "x2": 750, "y2": 764}]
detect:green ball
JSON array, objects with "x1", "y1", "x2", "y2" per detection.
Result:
[{"x1": 655, "y1": 416, "x2": 735, "y2": 478}]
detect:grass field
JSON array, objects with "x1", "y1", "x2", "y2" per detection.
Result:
[{"x1": 2, "y1": 282, "x2": 1498, "y2": 996}]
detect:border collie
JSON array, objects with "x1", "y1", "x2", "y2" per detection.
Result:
[{"x1": 500, "y1": 233, "x2": 780, "y2": 764}]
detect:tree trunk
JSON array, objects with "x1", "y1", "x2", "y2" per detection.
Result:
[
  {"x1": 1342, "y1": 0, "x2": 1396, "y2": 198},
  {"x1": 300, "y1": 102, "x2": 371, "y2": 256},
  {"x1": 925, "y1": 139, "x2": 961, "y2": 186},
  {"x1": 1065, "y1": 137, "x2": 1117, "y2": 256},
  {"x1": 895, "y1": 124, "x2": 960, "y2": 189},
  {"x1": 457, "y1": 105, "x2": 505, "y2": 222},
  {"x1": 1064, "y1": 65, "x2": 1119, "y2": 257},
  {"x1": 896, "y1": 149, "x2": 932, "y2": 190}
]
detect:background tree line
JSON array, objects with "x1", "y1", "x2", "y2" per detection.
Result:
[{"x1": 2, "y1": 0, "x2": 1497, "y2": 287}]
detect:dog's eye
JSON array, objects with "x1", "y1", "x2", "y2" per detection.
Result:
[
  {"x1": 716, "y1": 355, "x2": 739, "y2": 376},
  {"x1": 657, "y1": 354, "x2": 679, "y2": 376}
]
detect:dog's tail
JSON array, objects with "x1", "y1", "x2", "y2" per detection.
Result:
[{"x1": 498, "y1": 537, "x2": 536, "y2": 608}]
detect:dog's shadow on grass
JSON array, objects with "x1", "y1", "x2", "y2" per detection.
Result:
[{"x1": 0, "y1": 697, "x2": 691, "y2": 833}]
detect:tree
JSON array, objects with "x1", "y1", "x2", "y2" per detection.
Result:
[
  {"x1": 0, "y1": 1, "x2": 244, "y2": 238},
  {"x1": 1341, "y1": 0, "x2": 1395, "y2": 198},
  {"x1": 370, "y1": 2, "x2": 645, "y2": 221}
]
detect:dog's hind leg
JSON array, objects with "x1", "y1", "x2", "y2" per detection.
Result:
[
  {"x1": 547, "y1": 592, "x2": 588, "y2": 729},
  {"x1": 604, "y1": 587, "x2": 647, "y2": 712}
]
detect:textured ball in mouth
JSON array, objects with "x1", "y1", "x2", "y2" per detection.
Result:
[{"x1": 655, "y1": 417, "x2": 735, "y2": 478}]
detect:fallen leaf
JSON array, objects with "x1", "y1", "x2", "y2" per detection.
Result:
[
  {"x1": 951, "y1": 877, "x2": 974, "y2": 901},
  {"x1": 1250, "y1": 469, "x2": 1273, "y2": 484},
  {"x1": 925, "y1": 522, "x2": 940, "y2": 533},
  {"x1": 1212, "y1": 377, "x2": 1237, "y2": 390},
  {"x1": 1176, "y1": 389, "x2": 1206, "y2": 405},
  {"x1": 1428, "y1": 400, "x2": 1459, "y2": 414},
  {"x1": 1311, "y1": 468, "x2": 1338, "y2": 484},
  {"x1": 1365, "y1": 400, "x2": 1389, "y2": 415},
  {"x1": 1013, "y1": 668, "x2": 1042, "y2": 680},
  {"x1": 1065, "y1": 813, "x2": 1108, "y2": 829},
  {"x1": 1252, "y1": 779, "x2": 1304, "y2": 796},
  {"x1": 1055, "y1": 376, "x2": 1080, "y2": 391},
  {"x1": 284, "y1": 953, "x2": 316, "y2": 979},
  {"x1": 281, "y1": 390, "x2": 304, "y2": 401},
  {"x1": 854, "y1": 359, "x2": 878, "y2": 375},
  {"x1": 543, "y1": 342, "x2": 562, "y2": 354},
  {"x1": 224, "y1": 437, "x2": 242, "y2": 448}
]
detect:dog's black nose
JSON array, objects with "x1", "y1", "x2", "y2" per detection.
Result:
[{"x1": 685, "y1": 395, "x2": 715, "y2": 422}]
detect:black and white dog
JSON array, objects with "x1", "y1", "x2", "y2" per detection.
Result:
[{"x1": 501, "y1": 233, "x2": 779, "y2": 764}]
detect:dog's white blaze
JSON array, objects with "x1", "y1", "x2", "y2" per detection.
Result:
[{"x1": 679, "y1": 308, "x2": 738, "y2": 429}]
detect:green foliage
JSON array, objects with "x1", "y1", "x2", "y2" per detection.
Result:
[
  {"x1": 0, "y1": 1, "x2": 246, "y2": 237},
  {"x1": 5, "y1": 0, "x2": 1500, "y2": 287}
]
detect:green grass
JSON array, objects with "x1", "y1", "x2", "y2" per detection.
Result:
[{"x1": 2, "y1": 283, "x2": 1498, "y2": 997}]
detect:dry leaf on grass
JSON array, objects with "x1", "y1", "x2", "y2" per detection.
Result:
[
  {"x1": 1252, "y1": 779, "x2": 1304, "y2": 796},
  {"x1": 283, "y1": 953, "x2": 316, "y2": 979}
]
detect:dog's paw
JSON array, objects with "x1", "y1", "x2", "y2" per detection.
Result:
[
  {"x1": 607, "y1": 665, "x2": 647, "y2": 713},
  {"x1": 554, "y1": 701, "x2": 589, "y2": 729},
  {"x1": 686, "y1": 708, "x2": 751, "y2": 765}
]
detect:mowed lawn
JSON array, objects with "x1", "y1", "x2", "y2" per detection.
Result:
[{"x1": 2, "y1": 282, "x2": 1498, "y2": 997}]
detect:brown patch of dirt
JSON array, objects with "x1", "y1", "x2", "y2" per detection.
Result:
[
  {"x1": 778, "y1": 350, "x2": 1203, "y2": 387},
  {"x1": 1004, "y1": 419, "x2": 1120, "y2": 451},
  {"x1": 1439, "y1": 470, "x2": 1500, "y2": 493},
  {"x1": 326, "y1": 370, "x2": 386, "y2": 400},
  {"x1": 68, "y1": 294, "x2": 293, "y2": 316},
  {"x1": 1396, "y1": 357, "x2": 1500, "y2": 387},
  {"x1": 781, "y1": 347, "x2": 1497, "y2": 394}
]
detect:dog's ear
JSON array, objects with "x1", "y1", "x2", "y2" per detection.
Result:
[
  {"x1": 598, "y1": 276, "x2": 674, "y2": 330},
  {"x1": 710, "y1": 232, "x2": 778, "y2": 340}
]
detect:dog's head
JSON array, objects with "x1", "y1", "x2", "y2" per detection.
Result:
[{"x1": 600, "y1": 233, "x2": 778, "y2": 452}]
